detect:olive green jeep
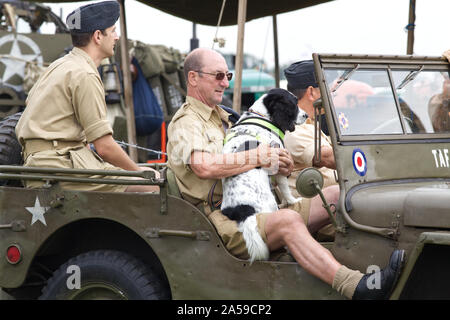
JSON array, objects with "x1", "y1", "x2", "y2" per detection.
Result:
[{"x1": 0, "y1": 53, "x2": 449, "y2": 300}]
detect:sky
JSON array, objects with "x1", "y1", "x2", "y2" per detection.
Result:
[{"x1": 44, "y1": 0, "x2": 449, "y2": 68}]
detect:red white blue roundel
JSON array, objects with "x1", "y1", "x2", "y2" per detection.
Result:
[{"x1": 352, "y1": 149, "x2": 367, "y2": 176}]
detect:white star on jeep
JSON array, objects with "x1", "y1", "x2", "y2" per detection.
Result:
[
  {"x1": 25, "y1": 196, "x2": 50, "y2": 226},
  {"x1": 1, "y1": 37, "x2": 39, "y2": 83},
  {"x1": 0, "y1": 34, "x2": 43, "y2": 92}
]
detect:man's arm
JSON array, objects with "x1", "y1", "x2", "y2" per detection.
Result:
[
  {"x1": 93, "y1": 134, "x2": 141, "y2": 171},
  {"x1": 313, "y1": 145, "x2": 336, "y2": 170},
  {"x1": 285, "y1": 126, "x2": 335, "y2": 170},
  {"x1": 190, "y1": 144, "x2": 294, "y2": 179}
]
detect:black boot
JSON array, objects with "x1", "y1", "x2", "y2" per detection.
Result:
[{"x1": 353, "y1": 249, "x2": 405, "y2": 300}]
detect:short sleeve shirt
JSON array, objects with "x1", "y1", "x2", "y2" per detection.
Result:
[
  {"x1": 16, "y1": 47, "x2": 112, "y2": 146},
  {"x1": 284, "y1": 118, "x2": 337, "y2": 192},
  {"x1": 167, "y1": 96, "x2": 231, "y2": 204}
]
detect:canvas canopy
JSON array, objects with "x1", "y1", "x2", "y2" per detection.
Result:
[{"x1": 40, "y1": 0, "x2": 334, "y2": 26}]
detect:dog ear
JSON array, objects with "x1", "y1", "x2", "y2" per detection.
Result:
[
  {"x1": 262, "y1": 93, "x2": 279, "y2": 116},
  {"x1": 264, "y1": 92, "x2": 299, "y2": 132}
]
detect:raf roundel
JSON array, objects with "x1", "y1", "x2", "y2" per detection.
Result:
[{"x1": 352, "y1": 148, "x2": 367, "y2": 176}]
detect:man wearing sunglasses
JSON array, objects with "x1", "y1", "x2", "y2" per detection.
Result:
[{"x1": 167, "y1": 48, "x2": 404, "y2": 300}]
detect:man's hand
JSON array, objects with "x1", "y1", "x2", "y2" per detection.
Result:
[
  {"x1": 277, "y1": 149, "x2": 294, "y2": 176},
  {"x1": 256, "y1": 144, "x2": 293, "y2": 176},
  {"x1": 443, "y1": 49, "x2": 450, "y2": 62},
  {"x1": 312, "y1": 145, "x2": 336, "y2": 169},
  {"x1": 138, "y1": 166, "x2": 161, "y2": 179}
]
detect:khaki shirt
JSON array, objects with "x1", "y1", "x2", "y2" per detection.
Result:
[
  {"x1": 167, "y1": 96, "x2": 231, "y2": 205},
  {"x1": 284, "y1": 118, "x2": 337, "y2": 196},
  {"x1": 16, "y1": 47, "x2": 112, "y2": 147},
  {"x1": 14, "y1": 47, "x2": 124, "y2": 192}
]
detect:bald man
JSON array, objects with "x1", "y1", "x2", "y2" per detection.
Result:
[{"x1": 166, "y1": 48, "x2": 404, "y2": 300}]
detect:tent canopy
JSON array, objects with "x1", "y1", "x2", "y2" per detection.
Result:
[
  {"x1": 137, "y1": 0, "x2": 334, "y2": 26},
  {"x1": 41, "y1": 0, "x2": 334, "y2": 26}
]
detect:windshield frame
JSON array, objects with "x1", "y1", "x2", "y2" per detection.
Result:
[{"x1": 314, "y1": 54, "x2": 450, "y2": 143}]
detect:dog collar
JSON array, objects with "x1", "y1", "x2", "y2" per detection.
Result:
[
  {"x1": 223, "y1": 117, "x2": 285, "y2": 146},
  {"x1": 237, "y1": 117, "x2": 285, "y2": 141},
  {"x1": 223, "y1": 129, "x2": 262, "y2": 145}
]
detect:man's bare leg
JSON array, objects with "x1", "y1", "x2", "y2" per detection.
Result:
[
  {"x1": 264, "y1": 208, "x2": 341, "y2": 285},
  {"x1": 307, "y1": 184, "x2": 339, "y2": 233}
]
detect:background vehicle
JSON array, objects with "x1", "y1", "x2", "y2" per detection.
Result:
[
  {"x1": 222, "y1": 52, "x2": 275, "y2": 110},
  {"x1": 0, "y1": 54, "x2": 448, "y2": 300},
  {"x1": 0, "y1": 0, "x2": 71, "y2": 119}
]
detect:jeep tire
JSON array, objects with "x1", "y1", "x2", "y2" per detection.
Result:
[
  {"x1": 0, "y1": 112, "x2": 22, "y2": 166},
  {"x1": 39, "y1": 250, "x2": 169, "y2": 300}
]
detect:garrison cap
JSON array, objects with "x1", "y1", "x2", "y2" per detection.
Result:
[
  {"x1": 66, "y1": 1, "x2": 120, "y2": 33},
  {"x1": 284, "y1": 60, "x2": 318, "y2": 90}
]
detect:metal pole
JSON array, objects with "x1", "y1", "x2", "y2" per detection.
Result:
[
  {"x1": 190, "y1": 23, "x2": 199, "y2": 51},
  {"x1": 272, "y1": 15, "x2": 280, "y2": 88},
  {"x1": 118, "y1": 0, "x2": 138, "y2": 161},
  {"x1": 232, "y1": 0, "x2": 247, "y2": 114},
  {"x1": 406, "y1": 0, "x2": 416, "y2": 55}
]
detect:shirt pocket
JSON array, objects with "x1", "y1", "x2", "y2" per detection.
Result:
[{"x1": 205, "y1": 130, "x2": 224, "y2": 153}]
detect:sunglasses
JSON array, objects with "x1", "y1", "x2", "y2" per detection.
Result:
[{"x1": 195, "y1": 70, "x2": 233, "y2": 81}]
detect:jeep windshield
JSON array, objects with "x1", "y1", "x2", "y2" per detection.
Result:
[{"x1": 319, "y1": 55, "x2": 449, "y2": 139}]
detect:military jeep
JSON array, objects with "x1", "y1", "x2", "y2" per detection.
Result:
[{"x1": 0, "y1": 54, "x2": 449, "y2": 300}]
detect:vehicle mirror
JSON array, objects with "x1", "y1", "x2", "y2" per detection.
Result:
[
  {"x1": 313, "y1": 98, "x2": 322, "y2": 110},
  {"x1": 295, "y1": 167, "x2": 324, "y2": 198}
]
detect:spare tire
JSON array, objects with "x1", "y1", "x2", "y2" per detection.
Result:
[
  {"x1": 0, "y1": 112, "x2": 23, "y2": 187},
  {"x1": 0, "y1": 112, "x2": 22, "y2": 166}
]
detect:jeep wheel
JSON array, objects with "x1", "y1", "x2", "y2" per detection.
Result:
[
  {"x1": 0, "y1": 112, "x2": 22, "y2": 166},
  {"x1": 39, "y1": 250, "x2": 169, "y2": 300}
]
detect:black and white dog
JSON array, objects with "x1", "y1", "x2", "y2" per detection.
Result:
[{"x1": 221, "y1": 88, "x2": 302, "y2": 262}]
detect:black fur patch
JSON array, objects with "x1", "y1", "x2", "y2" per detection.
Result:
[
  {"x1": 222, "y1": 205, "x2": 256, "y2": 222},
  {"x1": 263, "y1": 88, "x2": 299, "y2": 133}
]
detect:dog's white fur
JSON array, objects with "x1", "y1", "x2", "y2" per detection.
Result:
[{"x1": 221, "y1": 94, "x2": 301, "y2": 262}]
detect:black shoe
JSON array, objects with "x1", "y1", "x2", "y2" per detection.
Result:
[{"x1": 353, "y1": 249, "x2": 405, "y2": 300}]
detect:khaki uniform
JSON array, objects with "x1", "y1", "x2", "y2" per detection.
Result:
[
  {"x1": 284, "y1": 118, "x2": 337, "y2": 197},
  {"x1": 15, "y1": 47, "x2": 126, "y2": 192},
  {"x1": 284, "y1": 118, "x2": 337, "y2": 239},
  {"x1": 167, "y1": 96, "x2": 270, "y2": 259}
]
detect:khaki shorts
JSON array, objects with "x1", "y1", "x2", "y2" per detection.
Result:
[
  {"x1": 290, "y1": 198, "x2": 335, "y2": 241},
  {"x1": 24, "y1": 146, "x2": 127, "y2": 192},
  {"x1": 206, "y1": 198, "x2": 311, "y2": 260},
  {"x1": 287, "y1": 198, "x2": 311, "y2": 224},
  {"x1": 208, "y1": 209, "x2": 269, "y2": 260}
]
